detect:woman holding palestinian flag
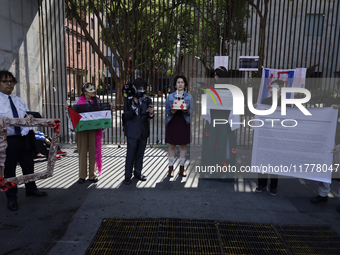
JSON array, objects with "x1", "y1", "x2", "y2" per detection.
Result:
[{"x1": 65, "y1": 82, "x2": 113, "y2": 184}]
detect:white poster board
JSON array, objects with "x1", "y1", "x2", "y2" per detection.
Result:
[
  {"x1": 214, "y1": 56, "x2": 229, "y2": 70},
  {"x1": 251, "y1": 105, "x2": 338, "y2": 183}
]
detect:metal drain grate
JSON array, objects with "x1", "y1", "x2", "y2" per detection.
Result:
[
  {"x1": 155, "y1": 218, "x2": 222, "y2": 254},
  {"x1": 85, "y1": 219, "x2": 340, "y2": 255},
  {"x1": 218, "y1": 222, "x2": 289, "y2": 255},
  {"x1": 275, "y1": 225, "x2": 340, "y2": 255}
]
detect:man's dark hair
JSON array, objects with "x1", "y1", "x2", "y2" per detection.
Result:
[
  {"x1": 0, "y1": 70, "x2": 17, "y2": 84},
  {"x1": 173, "y1": 75, "x2": 188, "y2": 89},
  {"x1": 271, "y1": 79, "x2": 284, "y2": 87},
  {"x1": 213, "y1": 66, "x2": 228, "y2": 78},
  {"x1": 133, "y1": 78, "x2": 147, "y2": 90}
]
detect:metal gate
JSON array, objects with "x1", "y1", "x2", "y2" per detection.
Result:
[{"x1": 38, "y1": 0, "x2": 340, "y2": 145}]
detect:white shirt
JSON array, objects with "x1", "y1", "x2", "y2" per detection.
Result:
[{"x1": 0, "y1": 92, "x2": 32, "y2": 136}]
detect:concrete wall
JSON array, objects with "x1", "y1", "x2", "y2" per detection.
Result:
[{"x1": 0, "y1": 0, "x2": 42, "y2": 111}]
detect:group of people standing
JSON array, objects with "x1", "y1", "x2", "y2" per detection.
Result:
[
  {"x1": 0, "y1": 69, "x2": 195, "y2": 211},
  {"x1": 2, "y1": 67, "x2": 340, "y2": 214}
]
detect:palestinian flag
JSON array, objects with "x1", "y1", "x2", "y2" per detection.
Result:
[{"x1": 68, "y1": 106, "x2": 112, "y2": 132}]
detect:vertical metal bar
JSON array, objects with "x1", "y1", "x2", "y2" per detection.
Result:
[
  {"x1": 183, "y1": 1, "x2": 189, "y2": 82},
  {"x1": 53, "y1": 0, "x2": 61, "y2": 136},
  {"x1": 329, "y1": 1, "x2": 340, "y2": 78},
  {"x1": 269, "y1": 1, "x2": 275, "y2": 68},
  {"x1": 44, "y1": 0, "x2": 52, "y2": 130},
  {"x1": 49, "y1": 0, "x2": 55, "y2": 134},
  {"x1": 159, "y1": 0, "x2": 166, "y2": 145},
  {"x1": 313, "y1": 0, "x2": 324, "y2": 77},
  {"x1": 249, "y1": 2, "x2": 254, "y2": 70},
  {"x1": 322, "y1": 0, "x2": 332, "y2": 78},
  {"x1": 56, "y1": 0, "x2": 65, "y2": 142},
  {"x1": 90, "y1": 0, "x2": 94, "y2": 85},
  {"x1": 230, "y1": 0, "x2": 236, "y2": 78},
  {"x1": 290, "y1": 0, "x2": 299, "y2": 69},
  {"x1": 296, "y1": 0, "x2": 305, "y2": 68},
  {"x1": 282, "y1": 0, "x2": 289, "y2": 69},
  {"x1": 60, "y1": 0, "x2": 68, "y2": 143},
  {"x1": 308, "y1": 0, "x2": 318, "y2": 74},
  {"x1": 99, "y1": 1, "x2": 106, "y2": 143},
  {"x1": 111, "y1": 1, "x2": 118, "y2": 145},
  {"x1": 253, "y1": 1, "x2": 258, "y2": 68},
  {"x1": 264, "y1": 0, "x2": 271, "y2": 68},
  {"x1": 302, "y1": 0, "x2": 312, "y2": 69},
  {"x1": 174, "y1": 2, "x2": 179, "y2": 76},
  {"x1": 154, "y1": 0, "x2": 158, "y2": 145},
  {"x1": 38, "y1": 0, "x2": 46, "y2": 120},
  {"x1": 274, "y1": 0, "x2": 280, "y2": 69},
  {"x1": 278, "y1": 0, "x2": 284, "y2": 69},
  {"x1": 193, "y1": 1, "x2": 200, "y2": 145},
  {"x1": 246, "y1": 0, "x2": 252, "y2": 146}
]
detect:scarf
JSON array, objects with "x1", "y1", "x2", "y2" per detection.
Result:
[{"x1": 76, "y1": 95, "x2": 103, "y2": 175}]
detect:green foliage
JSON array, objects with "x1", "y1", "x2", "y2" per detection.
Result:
[{"x1": 65, "y1": 0, "x2": 250, "y2": 83}]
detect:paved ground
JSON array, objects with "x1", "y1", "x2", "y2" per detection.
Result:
[{"x1": 1, "y1": 144, "x2": 340, "y2": 255}]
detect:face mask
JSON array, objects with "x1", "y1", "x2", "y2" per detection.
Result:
[
  {"x1": 136, "y1": 92, "x2": 144, "y2": 98},
  {"x1": 85, "y1": 85, "x2": 96, "y2": 93}
]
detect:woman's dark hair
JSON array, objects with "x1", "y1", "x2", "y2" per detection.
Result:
[
  {"x1": 133, "y1": 78, "x2": 147, "y2": 90},
  {"x1": 0, "y1": 70, "x2": 18, "y2": 84},
  {"x1": 213, "y1": 66, "x2": 228, "y2": 78},
  {"x1": 173, "y1": 75, "x2": 188, "y2": 90}
]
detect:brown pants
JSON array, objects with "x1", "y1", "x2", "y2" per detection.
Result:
[{"x1": 76, "y1": 130, "x2": 97, "y2": 180}]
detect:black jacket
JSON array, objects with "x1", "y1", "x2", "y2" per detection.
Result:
[{"x1": 124, "y1": 96, "x2": 153, "y2": 139}]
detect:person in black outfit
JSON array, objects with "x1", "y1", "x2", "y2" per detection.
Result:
[
  {"x1": 255, "y1": 79, "x2": 284, "y2": 196},
  {"x1": 0, "y1": 70, "x2": 47, "y2": 211},
  {"x1": 123, "y1": 78, "x2": 154, "y2": 185}
]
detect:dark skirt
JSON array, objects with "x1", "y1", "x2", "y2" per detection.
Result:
[{"x1": 165, "y1": 111, "x2": 190, "y2": 145}]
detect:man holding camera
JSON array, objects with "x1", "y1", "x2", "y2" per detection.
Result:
[{"x1": 123, "y1": 78, "x2": 154, "y2": 185}]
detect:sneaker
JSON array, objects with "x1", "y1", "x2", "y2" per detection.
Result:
[
  {"x1": 55, "y1": 155, "x2": 62, "y2": 159},
  {"x1": 57, "y1": 149, "x2": 67, "y2": 156},
  {"x1": 311, "y1": 195, "x2": 328, "y2": 203},
  {"x1": 36, "y1": 153, "x2": 45, "y2": 158},
  {"x1": 269, "y1": 188, "x2": 278, "y2": 196},
  {"x1": 255, "y1": 186, "x2": 266, "y2": 193}
]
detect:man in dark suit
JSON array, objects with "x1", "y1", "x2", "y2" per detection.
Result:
[
  {"x1": 0, "y1": 70, "x2": 47, "y2": 211},
  {"x1": 123, "y1": 78, "x2": 154, "y2": 185}
]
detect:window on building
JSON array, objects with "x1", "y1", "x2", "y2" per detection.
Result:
[
  {"x1": 305, "y1": 14, "x2": 324, "y2": 36},
  {"x1": 77, "y1": 42, "x2": 81, "y2": 51}
]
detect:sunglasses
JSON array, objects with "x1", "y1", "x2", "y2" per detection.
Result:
[{"x1": 1, "y1": 80, "x2": 14, "y2": 84}]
